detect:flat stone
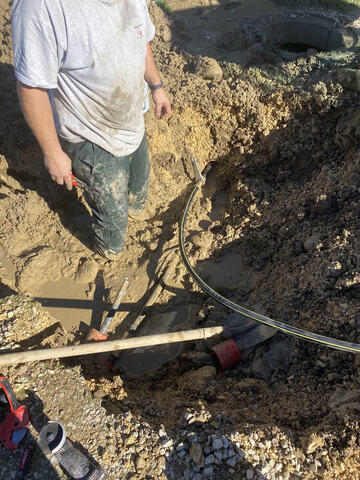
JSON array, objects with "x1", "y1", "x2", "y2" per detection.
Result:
[
  {"x1": 246, "y1": 469, "x2": 254, "y2": 479},
  {"x1": 221, "y1": 436, "x2": 229, "y2": 449},
  {"x1": 203, "y1": 465, "x2": 214, "y2": 476},
  {"x1": 189, "y1": 444, "x2": 204, "y2": 465},
  {"x1": 214, "y1": 450, "x2": 222, "y2": 461},
  {"x1": 161, "y1": 439, "x2": 173, "y2": 448},
  {"x1": 226, "y1": 457, "x2": 236, "y2": 467},
  {"x1": 212, "y1": 438, "x2": 223, "y2": 450},
  {"x1": 136, "y1": 456, "x2": 146, "y2": 471},
  {"x1": 205, "y1": 454, "x2": 215, "y2": 465}
]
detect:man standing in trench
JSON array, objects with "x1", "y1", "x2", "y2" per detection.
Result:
[{"x1": 11, "y1": 0, "x2": 171, "y2": 259}]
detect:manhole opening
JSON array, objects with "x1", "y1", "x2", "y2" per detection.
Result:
[
  {"x1": 280, "y1": 42, "x2": 321, "y2": 54},
  {"x1": 265, "y1": 20, "x2": 347, "y2": 58}
]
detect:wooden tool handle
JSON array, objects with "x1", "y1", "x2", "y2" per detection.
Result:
[{"x1": 0, "y1": 327, "x2": 224, "y2": 367}]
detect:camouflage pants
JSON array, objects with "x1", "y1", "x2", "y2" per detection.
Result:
[{"x1": 64, "y1": 134, "x2": 150, "y2": 255}]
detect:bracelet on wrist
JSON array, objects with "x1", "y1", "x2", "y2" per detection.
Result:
[{"x1": 149, "y1": 82, "x2": 163, "y2": 91}]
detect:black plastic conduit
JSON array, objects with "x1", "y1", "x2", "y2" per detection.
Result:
[{"x1": 179, "y1": 180, "x2": 360, "y2": 354}]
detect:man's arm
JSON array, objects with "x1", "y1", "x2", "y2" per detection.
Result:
[
  {"x1": 144, "y1": 43, "x2": 171, "y2": 120},
  {"x1": 17, "y1": 81, "x2": 73, "y2": 189}
]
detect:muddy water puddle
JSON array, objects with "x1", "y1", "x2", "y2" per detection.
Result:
[
  {"x1": 31, "y1": 260, "x2": 167, "y2": 333},
  {"x1": 32, "y1": 278, "x2": 101, "y2": 330}
]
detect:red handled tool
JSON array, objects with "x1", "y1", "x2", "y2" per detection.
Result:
[
  {"x1": 0, "y1": 377, "x2": 29, "y2": 450},
  {"x1": 71, "y1": 174, "x2": 99, "y2": 194}
]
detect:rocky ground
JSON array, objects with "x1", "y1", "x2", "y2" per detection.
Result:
[{"x1": 2, "y1": 0, "x2": 360, "y2": 479}]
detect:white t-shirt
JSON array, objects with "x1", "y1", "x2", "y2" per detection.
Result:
[{"x1": 12, "y1": 0, "x2": 155, "y2": 156}]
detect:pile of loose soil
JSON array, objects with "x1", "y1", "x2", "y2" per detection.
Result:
[{"x1": 2, "y1": 0, "x2": 360, "y2": 478}]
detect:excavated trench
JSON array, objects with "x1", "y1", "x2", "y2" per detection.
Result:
[{"x1": 3, "y1": 1, "x2": 360, "y2": 478}]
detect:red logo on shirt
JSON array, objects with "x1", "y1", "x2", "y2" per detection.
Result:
[{"x1": 135, "y1": 24, "x2": 144, "y2": 39}]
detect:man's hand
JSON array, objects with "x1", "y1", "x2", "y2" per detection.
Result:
[
  {"x1": 44, "y1": 150, "x2": 73, "y2": 190},
  {"x1": 151, "y1": 88, "x2": 171, "y2": 120},
  {"x1": 144, "y1": 43, "x2": 171, "y2": 119}
]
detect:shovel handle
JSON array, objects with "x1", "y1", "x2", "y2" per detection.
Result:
[
  {"x1": 112, "y1": 278, "x2": 130, "y2": 310},
  {"x1": 129, "y1": 254, "x2": 178, "y2": 332},
  {"x1": 100, "y1": 278, "x2": 130, "y2": 334},
  {"x1": 0, "y1": 327, "x2": 225, "y2": 367}
]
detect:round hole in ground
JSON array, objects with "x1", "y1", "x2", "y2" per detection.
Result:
[
  {"x1": 264, "y1": 19, "x2": 351, "y2": 58},
  {"x1": 280, "y1": 42, "x2": 321, "y2": 54}
]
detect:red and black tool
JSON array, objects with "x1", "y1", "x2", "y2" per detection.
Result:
[
  {"x1": 71, "y1": 174, "x2": 99, "y2": 194},
  {"x1": 0, "y1": 377, "x2": 29, "y2": 450},
  {"x1": 16, "y1": 443, "x2": 34, "y2": 480}
]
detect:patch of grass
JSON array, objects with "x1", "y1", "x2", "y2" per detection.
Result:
[
  {"x1": 154, "y1": 0, "x2": 172, "y2": 12},
  {"x1": 222, "y1": 62, "x2": 244, "y2": 79},
  {"x1": 274, "y1": 0, "x2": 360, "y2": 11}
]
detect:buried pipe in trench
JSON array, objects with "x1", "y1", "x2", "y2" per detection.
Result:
[{"x1": 3, "y1": 173, "x2": 360, "y2": 367}]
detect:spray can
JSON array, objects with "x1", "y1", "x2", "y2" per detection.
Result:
[{"x1": 38, "y1": 421, "x2": 107, "y2": 480}]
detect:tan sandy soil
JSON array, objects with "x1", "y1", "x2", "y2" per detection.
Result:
[{"x1": 2, "y1": 0, "x2": 360, "y2": 478}]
